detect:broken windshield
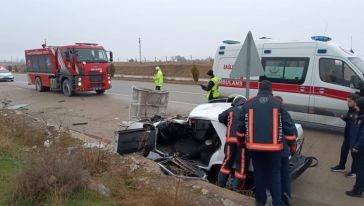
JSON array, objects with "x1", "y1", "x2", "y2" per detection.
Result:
[
  {"x1": 76, "y1": 49, "x2": 108, "y2": 63},
  {"x1": 349, "y1": 57, "x2": 364, "y2": 73}
]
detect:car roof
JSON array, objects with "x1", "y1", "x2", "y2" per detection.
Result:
[{"x1": 189, "y1": 103, "x2": 231, "y2": 121}]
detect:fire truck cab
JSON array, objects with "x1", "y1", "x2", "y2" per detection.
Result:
[{"x1": 25, "y1": 43, "x2": 113, "y2": 96}]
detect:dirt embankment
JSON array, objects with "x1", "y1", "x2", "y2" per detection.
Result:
[
  {"x1": 113, "y1": 62, "x2": 212, "y2": 79},
  {"x1": 0, "y1": 106, "x2": 254, "y2": 206}
]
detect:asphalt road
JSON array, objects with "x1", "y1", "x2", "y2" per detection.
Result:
[{"x1": 1, "y1": 73, "x2": 363, "y2": 206}]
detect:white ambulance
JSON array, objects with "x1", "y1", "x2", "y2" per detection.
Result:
[{"x1": 213, "y1": 36, "x2": 364, "y2": 128}]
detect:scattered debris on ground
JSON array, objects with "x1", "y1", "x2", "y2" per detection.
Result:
[{"x1": 0, "y1": 107, "x2": 255, "y2": 206}]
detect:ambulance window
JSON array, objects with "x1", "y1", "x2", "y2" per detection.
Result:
[
  {"x1": 261, "y1": 57, "x2": 309, "y2": 84},
  {"x1": 319, "y1": 58, "x2": 357, "y2": 88}
]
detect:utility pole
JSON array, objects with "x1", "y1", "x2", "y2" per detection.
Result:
[{"x1": 138, "y1": 37, "x2": 142, "y2": 63}]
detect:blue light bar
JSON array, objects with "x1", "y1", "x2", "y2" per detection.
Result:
[
  {"x1": 222, "y1": 40, "x2": 240, "y2": 44},
  {"x1": 311, "y1": 36, "x2": 332, "y2": 42},
  {"x1": 264, "y1": 50, "x2": 272, "y2": 54}
]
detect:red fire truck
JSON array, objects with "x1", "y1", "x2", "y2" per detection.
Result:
[{"x1": 25, "y1": 43, "x2": 113, "y2": 96}]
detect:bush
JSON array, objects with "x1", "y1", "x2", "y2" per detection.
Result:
[
  {"x1": 9, "y1": 147, "x2": 89, "y2": 204},
  {"x1": 191, "y1": 64, "x2": 199, "y2": 82},
  {"x1": 0, "y1": 112, "x2": 45, "y2": 156},
  {"x1": 77, "y1": 148, "x2": 110, "y2": 176}
]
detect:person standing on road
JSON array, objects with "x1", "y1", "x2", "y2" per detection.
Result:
[
  {"x1": 236, "y1": 80, "x2": 297, "y2": 206},
  {"x1": 346, "y1": 97, "x2": 364, "y2": 198},
  {"x1": 200, "y1": 69, "x2": 220, "y2": 101},
  {"x1": 331, "y1": 93, "x2": 360, "y2": 178},
  {"x1": 153, "y1": 66, "x2": 163, "y2": 90},
  {"x1": 217, "y1": 95, "x2": 247, "y2": 190}
]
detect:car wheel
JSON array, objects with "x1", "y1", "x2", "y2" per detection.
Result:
[
  {"x1": 96, "y1": 90, "x2": 105, "y2": 95},
  {"x1": 35, "y1": 77, "x2": 44, "y2": 92},
  {"x1": 62, "y1": 79, "x2": 74, "y2": 97}
]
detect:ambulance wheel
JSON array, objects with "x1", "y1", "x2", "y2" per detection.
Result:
[
  {"x1": 96, "y1": 90, "x2": 105, "y2": 95},
  {"x1": 62, "y1": 79, "x2": 74, "y2": 97},
  {"x1": 35, "y1": 77, "x2": 44, "y2": 92}
]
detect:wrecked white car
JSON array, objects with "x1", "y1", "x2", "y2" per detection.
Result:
[{"x1": 114, "y1": 102, "x2": 314, "y2": 189}]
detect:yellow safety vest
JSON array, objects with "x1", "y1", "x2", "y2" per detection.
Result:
[
  {"x1": 154, "y1": 70, "x2": 163, "y2": 87},
  {"x1": 207, "y1": 76, "x2": 221, "y2": 99}
]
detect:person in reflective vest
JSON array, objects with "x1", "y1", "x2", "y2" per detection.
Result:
[
  {"x1": 217, "y1": 95, "x2": 247, "y2": 190},
  {"x1": 236, "y1": 80, "x2": 297, "y2": 206},
  {"x1": 154, "y1": 66, "x2": 163, "y2": 90},
  {"x1": 200, "y1": 69, "x2": 220, "y2": 101}
]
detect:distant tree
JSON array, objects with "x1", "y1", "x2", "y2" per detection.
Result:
[
  {"x1": 175, "y1": 55, "x2": 187, "y2": 62},
  {"x1": 191, "y1": 64, "x2": 199, "y2": 82},
  {"x1": 6, "y1": 65, "x2": 12, "y2": 71}
]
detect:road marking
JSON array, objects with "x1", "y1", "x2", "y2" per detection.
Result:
[
  {"x1": 107, "y1": 92, "x2": 130, "y2": 97},
  {"x1": 169, "y1": 101, "x2": 197, "y2": 106},
  {"x1": 169, "y1": 90, "x2": 204, "y2": 95}
]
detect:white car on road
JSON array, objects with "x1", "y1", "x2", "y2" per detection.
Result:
[{"x1": 0, "y1": 68, "x2": 14, "y2": 82}]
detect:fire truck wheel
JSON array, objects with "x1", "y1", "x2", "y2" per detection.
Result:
[
  {"x1": 62, "y1": 79, "x2": 74, "y2": 97},
  {"x1": 96, "y1": 90, "x2": 105, "y2": 95},
  {"x1": 35, "y1": 77, "x2": 44, "y2": 92}
]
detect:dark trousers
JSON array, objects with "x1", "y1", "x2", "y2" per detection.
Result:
[
  {"x1": 251, "y1": 152, "x2": 283, "y2": 206},
  {"x1": 155, "y1": 86, "x2": 161, "y2": 90},
  {"x1": 351, "y1": 152, "x2": 359, "y2": 174},
  {"x1": 339, "y1": 137, "x2": 356, "y2": 172},
  {"x1": 217, "y1": 142, "x2": 245, "y2": 190},
  {"x1": 281, "y1": 157, "x2": 291, "y2": 197},
  {"x1": 354, "y1": 151, "x2": 364, "y2": 192}
]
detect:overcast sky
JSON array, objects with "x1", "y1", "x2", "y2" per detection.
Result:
[{"x1": 0, "y1": 0, "x2": 363, "y2": 61}]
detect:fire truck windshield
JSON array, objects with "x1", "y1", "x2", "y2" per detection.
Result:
[{"x1": 76, "y1": 49, "x2": 108, "y2": 63}]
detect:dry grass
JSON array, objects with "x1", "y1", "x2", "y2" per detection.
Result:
[
  {"x1": 9, "y1": 146, "x2": 89, "y2": 204},
  {"x1": 0, "y1": 110, "x2": 46, "y2": 158},
  {"x1": 76, "y1": 148, "x2": 111, "y2": 176},
  {"x1": 113, "y1": 62, "x2": 212, "y2": 79},
  {"x1": 149, "y1": 178, "x2": 197, "y2": 206}
]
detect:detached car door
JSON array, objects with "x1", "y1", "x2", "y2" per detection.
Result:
[{"x1": 114, "y1": 127, "x2": 156, "y2": 156}]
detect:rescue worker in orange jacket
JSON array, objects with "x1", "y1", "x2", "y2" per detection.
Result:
[
  {"x1": 217, "y1": 95, "x2": 247, "y2": 190},
  {"x1": 236, "y1": 80, "x2": 297, "y2": 206}
]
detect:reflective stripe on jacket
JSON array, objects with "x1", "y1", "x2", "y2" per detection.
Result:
[
  {"x1": 237, "y1": 91, "x2": 297, "y2": 152},
  {"x1": 218, "y1": 97, "x2": 245, "y2": 143}
]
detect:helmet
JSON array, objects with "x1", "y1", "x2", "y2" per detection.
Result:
[
  {"x1": 233, "y1": 95, "x2": 247, "y2": 102},
  {"x1": 155, "y1": 66, "x2": 161, "y2": 70},
  {"x1": 232, "y1": 95, "x2": 247, "y2": 106}
]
